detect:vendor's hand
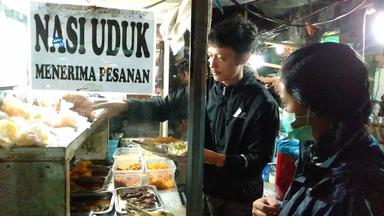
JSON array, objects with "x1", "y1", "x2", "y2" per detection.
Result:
[
  {"x1": 204, "y1": 148, "x2": 225, "y2": 167},
  {"x1": 92, "y1": 101, "x2": 128, "y2": 118},
  {"x1": 63, "y1": 94, "x2": 95, "y2": 120},
  {"x1": 63, "y1": 94, "x2": 128, "y2": 119},
  {"x1": 252, "y1": 196, "x2": 280, "y2": 216}
]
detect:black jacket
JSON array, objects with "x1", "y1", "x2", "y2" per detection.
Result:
[
  {"x1": 280, "y1": 123, "x2": 384, "y2": 216},
  {"x1": 204, "y1": 69, "x2": 280, "y2": 202}
]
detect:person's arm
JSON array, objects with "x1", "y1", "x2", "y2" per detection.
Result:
[
  {"x1": 204, "y1": 148, "x2": 226, "y2": 167},
  {"x1": 63, "y1": 94, "x2": 128, "y2": 119},
  {"x1": 121, "y1": 90, "x2": 182, "y2": 122},
  {"x1": 63, "y1": 93, "x2": 176, "y2": 122}
]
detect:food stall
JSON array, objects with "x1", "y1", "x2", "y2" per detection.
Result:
[{"x1": 0, "y1": 0, "x2": 209, "y2": 214}]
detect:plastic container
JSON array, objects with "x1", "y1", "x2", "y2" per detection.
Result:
[
  {"x1": 112, "y1": 159, "x2": 145, "y2": 188},
  {"x1": 145, "y1": 158, "x2": 176, "y2": 190},
  {"x1": 113, "y1": 146, "x2": 142, "y2": 162}
]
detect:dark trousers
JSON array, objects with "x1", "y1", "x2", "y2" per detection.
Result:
[{"x1": 203, "y1": 195, "x2": 252, "y2": 216}]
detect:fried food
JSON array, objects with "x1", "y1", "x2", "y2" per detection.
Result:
[{"x1": 152, "y1": 136, "x2": 178, "y2": 144}]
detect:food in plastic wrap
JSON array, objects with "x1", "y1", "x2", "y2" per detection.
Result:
[
  {"x1": 47, "y1": 109, "x2": 88, "y2": 128},
  {"x1": 0, "y1": 96, "x2": 34, "y2": 119},
  {"x1": 15, "y1": 120, "x2": 53, "y2": 146},
  {"x1": 0, "y1": 119, "x2": 18, "y2": 148},
  {"x1": 1, "y1": 95, "x2": 88, "y2": 129},
  {"x1": 0, "y1": 118, "x2": 56, "y2": 147}
]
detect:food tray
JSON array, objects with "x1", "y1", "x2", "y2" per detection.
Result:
[
  {"x1": 70, "y1": 191, "x2": 114, "y2": 215},
  {"x1": 71, "y1": 177, "x2": 108, "y2": 192},
  {"x1": 132, "y1": 138, "x2": 187, "y2": 162},
  {"x1": 71, "y1": 166, "x2": 112, "y2": 192},
  {"x1": 119, "y1": 138, "x2": 140, "y2": 148},
  {"x1": 86, "y1": 159, "x2": 113, "y2": 167},
  {"x1": 70, "y1": 160, "x2": 112, "y2": 179},
  {"x1": 114, "y1": 185, "x2": 164, "y2": 214}
]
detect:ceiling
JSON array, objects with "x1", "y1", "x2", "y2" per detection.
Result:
[{"x1": 3, "y1": 0, "x2": 366, "y2": 47}]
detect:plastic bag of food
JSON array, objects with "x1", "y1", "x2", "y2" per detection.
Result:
[
  {"x1": 15, "y1": 120, "x2": 55, "y2": 146},
  {"x1": 0, "y1": 119, "x2": 18, "y2": 148}
]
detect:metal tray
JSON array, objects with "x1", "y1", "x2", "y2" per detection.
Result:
[
  {"x1": 89, "y1": 159, "x2": 113, "y2": 167},
  {"x1": 71, "y1": 166, "x2": 112, "y2": 192},
  {"x1": 70, "y1": 161, "x2": 112, "y2": 179},
  {"x1": 115, "y1": 185, "x2": 164, "y2": 214},
  {"x1": 71, "y1": 177, "x2": 108, "y2": 192},
  {"x1": 132, "y1": 138, "x2": 187, "y2": 162},
  {"x1": 91, "y1": 165, "x2": 111, "y2": 178},
  {"x1": 70, "y1": 191, "x2": 114, "y2": 215},
  {"x1": 119, "y1": 138, "x2": 138, "y2": 148}
]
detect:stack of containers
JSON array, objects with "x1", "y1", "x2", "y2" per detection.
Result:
[
  {"x1": 112, "y1": 158, "x2": 145, "y2": 188},
  {"x1": 112, "y1": 146, "x2": 145, "y2": 188},
  {"x1": 112, "y1": 145, "x2": 177, "y2": 191}
]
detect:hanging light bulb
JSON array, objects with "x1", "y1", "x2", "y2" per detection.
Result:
[
  {"x1": 373, "y1": 12, "x2": 384, "y2": 44},
  {"x1": 275, "y1": 45, "x2": 284, "y2": 55},
  {"x1": 249, "y1": 54, "x2": 265, "y2": 69}
]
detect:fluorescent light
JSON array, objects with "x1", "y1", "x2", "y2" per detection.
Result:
[{"x1": 373, "y1": 12, "x2": 384, "y2": 44}]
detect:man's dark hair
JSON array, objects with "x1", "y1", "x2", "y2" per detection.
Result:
[
  {"x1": 208, "y1": 17, "x2": 258, "y2": 56},
  {"x1": 175, "y1": 58, "x2": 189, "y2": 73},
  {"x1": 281, "y1": 42, "x2": 371, "y2": 123}
]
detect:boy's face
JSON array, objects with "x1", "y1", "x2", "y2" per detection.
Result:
[
  {"x1": 208, "y1": 46, "x2": 245, "y2": 86},
  {"x1": 178, "y1": 70, "x2": 189, "y2": 86}
]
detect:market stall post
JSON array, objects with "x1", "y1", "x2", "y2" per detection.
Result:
[{"x1": 186, "y1": 0, "x2": 212, "y2": 215}]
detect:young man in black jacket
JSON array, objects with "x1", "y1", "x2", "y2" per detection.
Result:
[{"x1": 203, "y1": 18, "x2": 279, "y2": 216}]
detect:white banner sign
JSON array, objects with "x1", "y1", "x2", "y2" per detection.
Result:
[{"x1": 30, "y1": 2, "x2": 156, "y2": 94}]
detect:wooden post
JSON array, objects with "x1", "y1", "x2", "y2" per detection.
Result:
[{"x1": 187, "y1": 0, "x2": 212, "y2": 215}]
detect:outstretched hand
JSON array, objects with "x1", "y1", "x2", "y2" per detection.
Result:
[
  {"x1": 63, "y1": 94, "x2": 129, "y2": 119},
  {"x1": 252, "y1": 196, "x2": 281, "y2": 216}
]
